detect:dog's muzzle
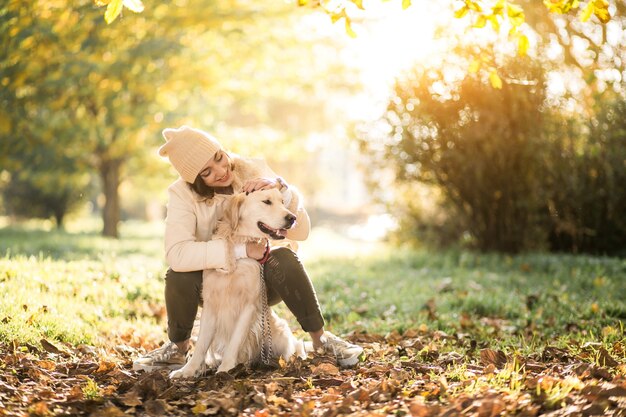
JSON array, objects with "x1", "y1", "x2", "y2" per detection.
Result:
[{"x1": 257, "y1": 214, "x2": 296, "y2": 240}]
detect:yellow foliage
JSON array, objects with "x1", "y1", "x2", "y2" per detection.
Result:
[
  {"x1": 105, "y1": 0, "x2": 124, "y2": 24},
  {"x1": 591, "y1": 0, "x2": 610, "y2": 23},
  {"x1": 507, "y1": 3, "x2": 525, "y2": 27},
  {"x1": 518, "y1": 34, "x2": 529, "y2": 56},
  {"x1": 469, "y1": 59, "x2": 481, "y2": 73},
  {"x1": 489, "y1": 70, "x2": 503, "y2": 89},
  {"x1": 580, "y1": 1, "x2": 595, "y2": 21},
  {"x1": 344, "y1": 18, "x2": 356, "y2": 38},
  {"x1": 0, "y1": 112, "x2": 12, "y2": 135}
]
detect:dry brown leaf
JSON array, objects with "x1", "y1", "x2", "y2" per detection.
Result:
[
  {"x1": 597, "y1": 347, "x2": 619, "y2": 367},
  {"x1": 476, "y1": 397, "x2": 505, "y2": 417},
  {"x1": 582, "y1": 402, "x2": 607, "y2": 416},
  {"x1": 483, "y1": 363, "x2": 496, "y2": 374},
  {"x1": 480, "y1": 349, "x2": 507, "y2": 368},
  {"x1": 119, "y1": 389, "x2": 142, "y2": 407},
  {"x1": 96, "y1": 359, "x2": 117, "y2": 373},
  {"x1": 348, "y1": 387, "x2": 372, "y2": 402},
  {"x1": 266, "y1": 394, "x2": 289, "y2": 407},
  {"x1": 311, "y1": 362, "x2": 339, "y2": 376},
  {"x1": 423, "y1": 299, "x2": 437, "y2": 320},
  {"x1": 66, "y1": 384, "x2": 84, "y2": 401},
  {"x1": 28, "y1": 401, "x2": 50, "y2": 417},
  {"x1": 319, "y1": 392, "x2": 341, "y2": 402},
  {"x1": 144, "y1": 399, "x2": 168, "y2": 416},
  {"x1": 460, "y1": 313, "x2": 474, "y2": 329},
  {"x1": 35, "y1": 360, "x2": 56, "y2": 371},
  {"x1": 88, "y1": 405, "x2": 126, "y2": 417},
  {"x1": 409, "y1": 400, "x2": 432, "y2": 417},
  {"x1": 315, "y1": 377, "x2": 344, "y2": 388},
  {"x1": 40, "y1": 338, "x2": 69, "y2": 356},
  {"x1": 295, "y1": 399, "x2": 315, "y2": 417}
]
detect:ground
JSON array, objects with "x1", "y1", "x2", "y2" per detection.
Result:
[
  {"x1": 1, "y1": 329, "x2": 625, "y2": 416},
  {"x1": 0, "y1": 222, "x2": 625, "y2": 416}
]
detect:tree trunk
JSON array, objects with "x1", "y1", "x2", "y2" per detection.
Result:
[
  {"x1": 100, "y1": 158, "x2": 122, "y2": 238},
  {"x1": 54, "y1": 210, "x2": 65, "y2": 230}
]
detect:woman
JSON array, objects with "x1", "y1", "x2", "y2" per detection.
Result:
[{"x1": 133, "y1": 125, "x2": 363, "y2": 372}]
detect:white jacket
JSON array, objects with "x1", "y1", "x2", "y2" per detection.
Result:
[{"x1": 164, "y1": 156, "x2": 310, "y2": 272}]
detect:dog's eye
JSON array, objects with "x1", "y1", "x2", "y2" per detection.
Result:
[{"x1": 263, "y1": 200, "x2": 272, "y2": 205}]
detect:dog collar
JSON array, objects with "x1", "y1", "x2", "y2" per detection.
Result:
[{"x1": 258, "y1": 241, "x2": 271, "y2": 265}]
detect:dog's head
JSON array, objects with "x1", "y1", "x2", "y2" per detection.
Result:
[{"x1": 226, "y1": 188, "x2": 296, "y2": 240}]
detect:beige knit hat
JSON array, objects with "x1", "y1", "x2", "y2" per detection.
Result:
[{"x1": 158, "y1": 126, "x2": 222, "y2": 183}]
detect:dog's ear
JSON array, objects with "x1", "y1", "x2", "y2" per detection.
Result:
[{"x1": 227, "y1": 193, "x2": 246, "y2": 231}]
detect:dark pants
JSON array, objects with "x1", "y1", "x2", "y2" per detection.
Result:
[{"x1": 164, "y1": 247, "x2": 325, "y2": 343}]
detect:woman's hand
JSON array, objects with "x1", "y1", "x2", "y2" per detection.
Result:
[
  {"x1": 246, "y1": 240, "x2": 268, "y2": 260},
  {"x1": 242, "y1": 177, "x2": 279, "y2": 193}
]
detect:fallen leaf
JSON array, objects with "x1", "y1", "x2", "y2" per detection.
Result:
[
  {"x1": 311, "y1": 362, "x2": 339, "y2": 376},
  {"x1": 96, "y1": 359, "x2": 117, "y2": 373},
  {"x1": 266, "y1": 394, "x2": 289, "y2": 407},
  {"x1": 315, "y1": 377, "x2": 344, "y2": 388},
  {"x1": 480, "y1": 349, "x2": 508, "y2": 368},
  {"x1": 144, "y1": 399, "x2": 168, "y2": 416},
  {"x1": 483, "y1": 363, "x2": 496, "y2": 374},
  {"x1": 28, "y1": 401, "x2": 50, "y2": 417},
  {"x1": 89, "y1": 405, "x2": 126, "y2": 417},
  {"x1": 191, "y1": 403, "x2": 208, "y2": 415},
  {"x1": 597, "y1": 347, "x2": 619, "y2": 367},
  {"x1": 67, "y1": 384, "x2": 84, "y2": 401},
  {"x1": 476, "y1": 397, "x2": 505, "y2": 417},
  {"x1": 409, "y1": 400, "x2": 440, "y2": 416},
  {"x1": 35, "y1": 360, "x2": 56, "y2": 371},
  {"x1": 40, "y1": 338, "x2": 68, "y2": 356},
  {"x1": 422, "y1": 299, "x2": 437, "y2": 320},
  {"x1": 319, "y1": 392, "x2": 341, "y2": 402}
]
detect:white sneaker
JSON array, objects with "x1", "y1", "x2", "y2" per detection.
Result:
[
  {"x1": 132, "y1": 342, "x2": 187, "y2": 372},
  {"x1": 318, "y1": 332, "x2": 364, "y2": 367}
]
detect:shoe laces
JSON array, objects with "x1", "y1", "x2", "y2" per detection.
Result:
[
  {"x1": 148, "y1": 342, "x2": 178, "y2": 361},
  {"x1": 321, "y1": 333, "x2": 352, "y2": 356}
]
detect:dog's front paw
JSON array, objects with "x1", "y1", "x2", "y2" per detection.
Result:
[
  {"x1": 169, "y1": 364, "x2": 201, "y2": 380},
  {"x1": 295, "y1": 340, "x2": 308, "y2": 359},
  {"x1": 169, "y1": 369, "x2": 184, "y2": 379},
  {"x1": 216, "y1": 360, "x2": 235, "y2": 374}
]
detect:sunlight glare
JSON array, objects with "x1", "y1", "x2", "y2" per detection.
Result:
[{"x1": 337, "y1": 0, "x2": 462, "y2": 119}]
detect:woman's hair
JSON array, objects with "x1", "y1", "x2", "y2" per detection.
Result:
[{"x1": 189, "y1": 175, "x2": 216, "y2": 199}]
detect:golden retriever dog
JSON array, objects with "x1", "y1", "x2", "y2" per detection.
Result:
[{"x1": 170, "y1": 189, "x2": 306, "y2": 379}]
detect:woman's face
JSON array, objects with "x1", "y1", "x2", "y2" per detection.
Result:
[{"x1": 198, "y1": 150, "x2": 233, "y2": 187}]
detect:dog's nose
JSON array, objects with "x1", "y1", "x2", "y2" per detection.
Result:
[{"x1": 285, "y1": 213, "x2": 296, "y2": 226}]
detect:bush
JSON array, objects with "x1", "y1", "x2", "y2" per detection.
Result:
[
  {"x1": 545, "y1": 96, "x2": 626, "y2": 254},
  {"x1": 360, "y1": 59, "x2": 549, "y2": 253},
  {"x1": 357, "y1": 57, "x2": 626, "y2": 255},
  {"x1": 1, "y1": 151, "x2": 91, "y2": 228}
]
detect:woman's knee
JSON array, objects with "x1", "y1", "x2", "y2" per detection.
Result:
[
  {"x1": 265, "y1": 247, "x2": 306, "y2": 287},
  {"x1": 269, "y1": 247, "x2": 301, "y2": 268}
]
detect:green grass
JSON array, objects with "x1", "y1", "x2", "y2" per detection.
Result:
[
  {"x1": 0, "y1": 218, "x2": 163, "y2": 261},
  {"x1": 0, "y1": 219, "x2": 167, "y2": 347},
  {"x1": 311, "y1": 250, "x2": 626, "y2": 350},
  {"x1": 1, "y1": 219, "x2": 624, "y2": 359}
]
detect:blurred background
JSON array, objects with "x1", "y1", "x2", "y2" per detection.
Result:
[{"x1": 1, "y1": 0, "x2": 625, "y2": 256}]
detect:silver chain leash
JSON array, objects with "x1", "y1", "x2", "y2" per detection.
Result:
[{"x1": 259, "y1": 264, "x2": 273, "y2": 365}]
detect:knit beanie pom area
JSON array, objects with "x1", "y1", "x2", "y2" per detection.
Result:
[{"x1": 158, "y1": 125, "x2": 222, "y2": 183}]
